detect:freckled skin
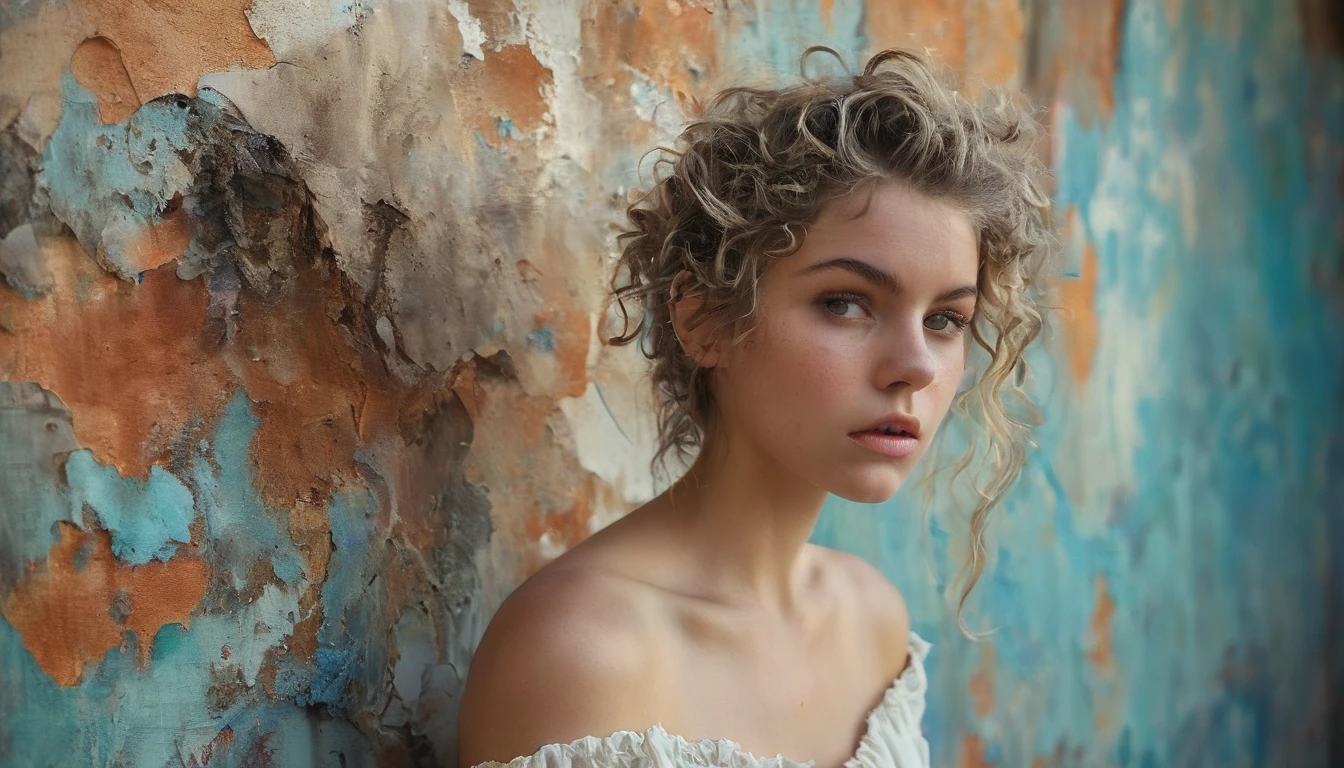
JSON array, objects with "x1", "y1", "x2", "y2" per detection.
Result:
[
  {"x1": 711, "y1": 182, "x2": 978, "y2": 504},
  {"x1": 458, "y1": 184, "x2": 980, "y2": 767}
]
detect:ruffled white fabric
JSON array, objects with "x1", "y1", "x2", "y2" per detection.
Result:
[{"x1": 473, "y1": 632, "x2": 931, "y2": 768}]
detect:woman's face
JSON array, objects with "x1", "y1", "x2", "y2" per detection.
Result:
[{"x1": 709, "y1": 182, "x2": 980, "y2": 503}]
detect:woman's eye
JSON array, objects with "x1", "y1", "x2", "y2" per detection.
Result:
[
  {"x1": 924, "y1": 312, "x2": 968, "y2": 332},
  {"x1": 822, "y1": 298, "x2": 863, "y2": 318}
]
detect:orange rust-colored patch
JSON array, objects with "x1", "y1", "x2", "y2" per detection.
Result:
[
  {"x1": 280, "y1": 498, "x2": 330, "y2": 666},
  {"x1": 221, "y1": 259, "x2": 411, "y2": 660},
  {"x1": 966, "y1": 0, "x2": 1024, "y2": 85},
  {"x1": 1, "y1": 525, "x2": 122, "y2": 686},
  {"x1": 0, "y1": 4, "x2": 97, "y2": 145},
  {"x1": 483, "y1": 44, "x2": 552, "y2": 132},
  {"x1": 286, "y1": 598, "x2": 322, "y2": 666},
  {"x1": 1059, "y1": 235, "x2": 1100, "y2": 385},
  {"x1": 587, "y1": 0, "x2": 718, "y2": 100},
  {"x1": 867, "y1": 0, "x2": 1023, "y2": 88},
  {"x1": 522, "y1": 475, "x2": 597, "y2": 576},
  {"x1": 967, "y1": 641, "x2": 996, "y2": 717},
  {"x1": 448, "y1": 361, "x2": 487, "y2": 423},
  {"x1": 454, "y1": 349, "x2": 602, "y2": 587},
  {"x1": 580, "y1": 0, "x2": 718, "y2": 150},
  {"x1": 1085, "y1": 574, "x2": 1116, "y2": 671},
  {"x1": 455, "y1": 42, "x2": 554, "y2": 144},
  {"x1": 958, "y1": 733, "x2": 992, "y2": 768},
  {"x1": 0, "y1": 235, "x2": 233, "y2": 480},
  {"x1": 463, "y1": 0, "x2": 515, "y2": 42},
  {"x1": 867, "y1": 1, "x2": 969, "y2": 75},
  {"x1": 451, "y1": 360, "x2": 553, "y2": 450},
  {"x1": 228, "y1": 258, "x2": 377, "y2": 509},
  {"x1": 1, "y1": 522, "x2": 209, "y2": 685},
  {"x1": 193, "y1": 726, "x2": 237, "y2": 768},
  {"x1": 1054, "y1": 0, "x2": 1127, "y2": 120},
  {"x1": 66, "y1": 0, "x2": 275, "y2": 100},
  {"x1": 119, "y1": 200, "x2": 193, "y2": 273},
  {"x1": 70, "y1": 36, "x2": 141, "y2": 124},
  {"x1": 1167, "y1": 0, "x2": 1184, "y2": 26},
  {"x1": 531, "y1": 303, "x2": 593, "y2": 399},
  {"x1": 119, "y1": 548, "x2": 210, "y2": 665},
  {"x1": 519, "y1": 234, "x2": 596, "y2": 400}
]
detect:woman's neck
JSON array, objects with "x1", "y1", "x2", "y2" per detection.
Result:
[{"x1": 657, "y1": 428, "x2": 831, "y2": 617}]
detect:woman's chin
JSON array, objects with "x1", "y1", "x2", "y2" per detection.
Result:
[{"x1": 827, "y1": 468, "x2": 908, "y2": 505}]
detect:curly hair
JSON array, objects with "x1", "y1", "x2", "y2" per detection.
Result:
[{"x1": 605, "y1": 47, "x2": 1054, "y2": 632}]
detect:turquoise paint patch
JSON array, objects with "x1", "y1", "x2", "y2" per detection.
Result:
[
  {"x1": 306, "y1": 484, "x2": 384, "y2": 714},
  {"x1": 239, "y1": 704, "x2": 375, "y2": 767},
  {"x1": 147, "y1": 622, "x2": 189, "y2": 663},
  {"x1": 39, "y1": 73, "x2": 198, "y2": 279},
  {"x1": 526, "y1": 324, "x2": 556, "y2": 351},
  {"x1": 721, "y1": 0, "x2": 867, "y2": 77},
  {"x1": 0, "y1": 576, "x2": 317, "y2": 766},
  {"x1": 319, "y1": 485, "x2": 378, "y2": 647},
  {"x1": 496, "y1": 116, "x2": 521, "y2": 140},
  {"x1": 306, "y1": 646, "x2": 358, "y2": 711},
  {"x1": 189, "y1": 390, "x2": 306, "y2": 590},
  {"x1": 0, "y1": 615, "x2": 81, "y2": 763},
  {"x1": 62, "y1": 450, "x2": 195, "y2": 565}
]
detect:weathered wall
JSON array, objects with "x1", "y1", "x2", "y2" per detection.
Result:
[{"x1": 0, "y1": 0, "x2": 1340, "y2": 766}]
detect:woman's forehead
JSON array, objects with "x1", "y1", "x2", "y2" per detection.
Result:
[{"x1": 787, "y1": 187, "x2": 979, "y2": 280}]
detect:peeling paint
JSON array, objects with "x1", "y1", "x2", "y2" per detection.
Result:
[
  {"x1": 1, "y1": 522, "x2": 209, "y2": 685},
  {"x1": 447, "y1": 0, "x2": 488, "y2": 60},
  {"x1": 0, "y1": 382, "x2": 80, "y2": 589},
  {"x1": 69, "y1": 36, "x2": 140, "y2": 124},
  {"x1": 191, "y1": 390, "x2": 307, "y2": 590},
  {"x1": 244, "y1": 0, "x2": 376, "y2": 63},
  {"x1": 1, "y1": 1, "x2": 1340, "y2": 766},
  {"x1": 63, "y1": 449, "x2": 195, "y2": 565},
  {"x1": 65, "y1": 0, "x2": 275, "y2": 100}
]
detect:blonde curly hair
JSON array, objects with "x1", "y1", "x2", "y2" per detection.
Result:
[{"x1": 605, "y1": 47, "x2": 1054, "y2": 630}]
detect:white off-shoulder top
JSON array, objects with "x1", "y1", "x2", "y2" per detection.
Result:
[{"x1": 472, "y1": 631, "x2": 931, "y2": 768}]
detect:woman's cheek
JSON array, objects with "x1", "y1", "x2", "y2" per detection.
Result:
[{"x1": 932, "y1": 358, "x2": 964, "y2": 410}]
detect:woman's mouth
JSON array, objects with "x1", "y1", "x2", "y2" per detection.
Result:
[{"x1": 848, "y1": 427, "x2": 919, "y2": 459}]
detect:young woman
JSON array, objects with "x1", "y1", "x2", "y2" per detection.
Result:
[{"x1": 457, "y1": 47, "x2": 1051, "y2": 768}]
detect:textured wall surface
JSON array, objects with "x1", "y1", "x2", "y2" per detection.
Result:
[{"x1": 0, "y1": 0, "x2": 1340, "y2": 766}]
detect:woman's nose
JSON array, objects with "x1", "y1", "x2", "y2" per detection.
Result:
[{"x1": 876, "y1": 320, "x2": 937, "y2": 392}]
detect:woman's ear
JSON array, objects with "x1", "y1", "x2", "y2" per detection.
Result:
[{"x1": 669, "y1": 270, "x2": 722, "y2": 368}]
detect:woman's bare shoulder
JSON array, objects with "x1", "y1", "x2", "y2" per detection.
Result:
[
  {"x1": 808, "y1": 545, "x2": 912, "y2": 670},
  {"x1": 456, "y1": 562, "x2": 669, "y2": 767}
]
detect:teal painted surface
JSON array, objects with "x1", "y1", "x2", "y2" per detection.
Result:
[
  {"x1": 64, "y1": 449, "x2": 196, "y2": 565},
  {"x1": 190, "y1": 391, "x2": 308, "y2": 590},
  {"x1": 1, "y1": 0, "x2": 1340, "y2": 766},
  {"x1": 814, "y1": 1, "x2": 1344, "y2": 764},
  {"x1": 41, "y1": 72, "x2": 197, "y2": 280}
]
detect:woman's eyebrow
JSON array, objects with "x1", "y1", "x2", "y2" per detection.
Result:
[
  {"x1": 935, "y1": 285, "x2": 978, "y2": 303},
  {"x1": 801, "y1": 257, "x2": 897, "y2": 291},
  {"x1": 801, "y1": 258, "x2": 977, "y2": 303}
]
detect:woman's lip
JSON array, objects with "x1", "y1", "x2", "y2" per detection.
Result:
[{"x1": 849, "y1": 430, "x2": 919, "y2": 459}]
